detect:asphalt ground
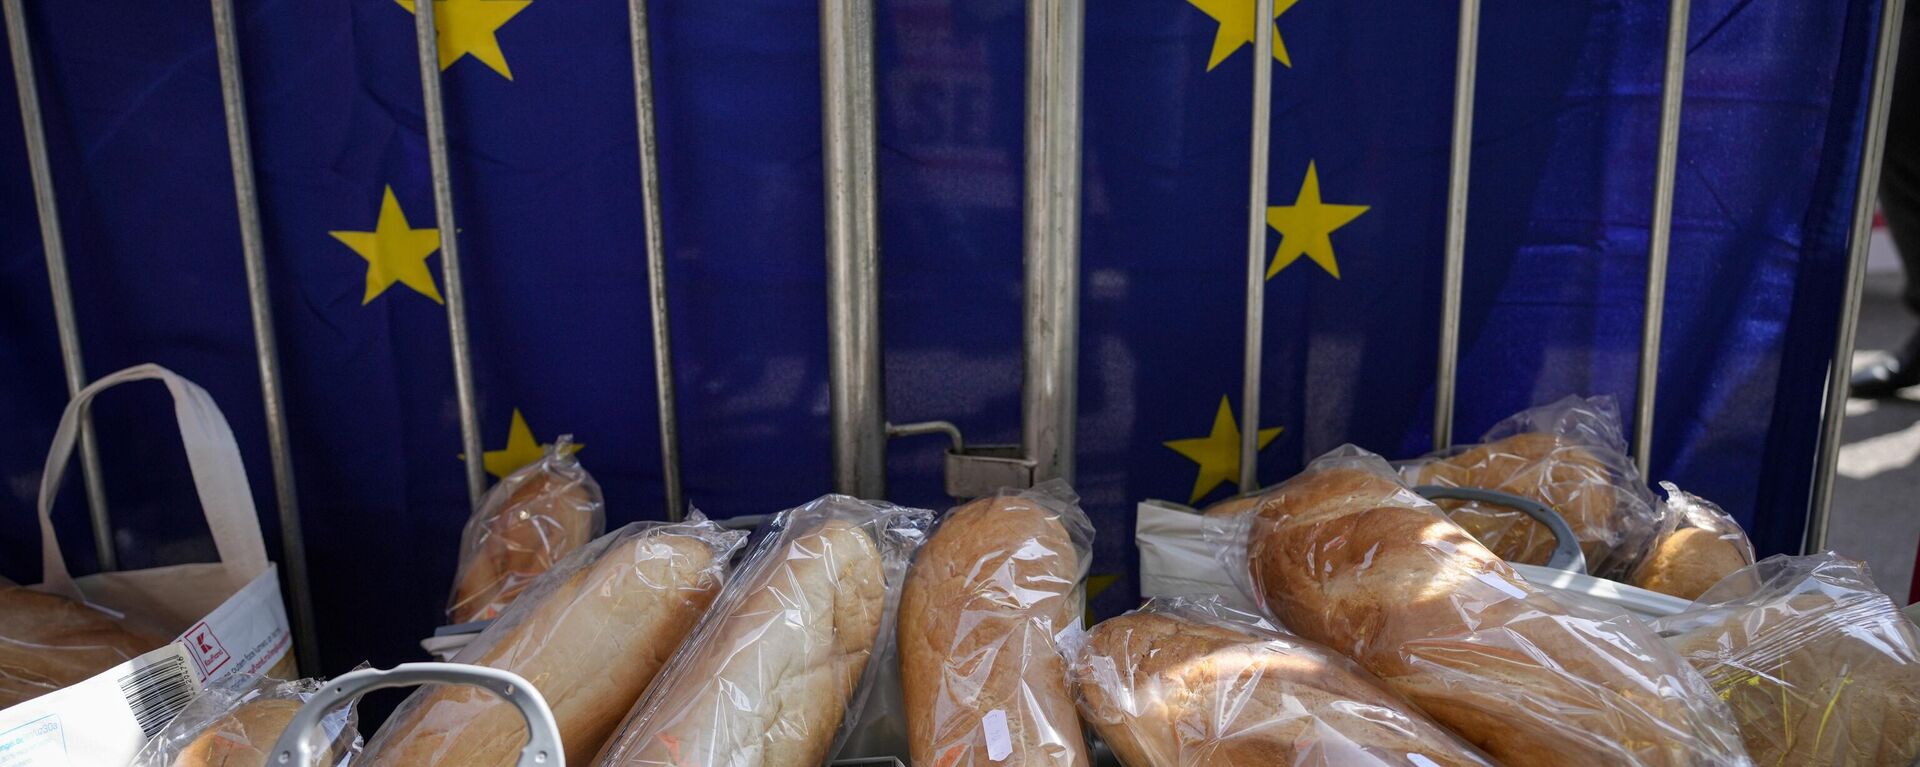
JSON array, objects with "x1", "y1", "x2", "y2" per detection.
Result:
[{"x1": 1835, "y1": 267, "x2": 1920, "y2": 602}]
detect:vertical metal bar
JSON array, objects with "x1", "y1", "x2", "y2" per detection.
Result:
[
  {"x1": 821, "y1": 0, "x2": 886, "y2": 499},
  {"x1": 1809, "y1": 0, "x2": 1906, "y2": 553},
  {"x1": 1023, "y1": 0, "x2": 1085, "y2": 485},
  {"x1": 210, "y1": 0, "x2": 320, "y2": 675},
  {"x1": 626, "y1": 0, "x2": 684, "y2": 521},
  {"x1": 1433, "y1": 0, "x2": 1482, "y2": 451},
  {"x1": 411, "y1": 0, "x2": 486, "y2": 508},
  {"x1": 4, "y1": 0, "x2": 116, "y2": 571},
  {"x1": 1239, "y1": 0, "x2": 1275, "y2": 492},
  {"x1": 1634, "y1": 0, "x2": 1692, "y2": 475}
]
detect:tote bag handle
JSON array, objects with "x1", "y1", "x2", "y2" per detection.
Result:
[{"x1": 37, "y1": 364, "x2": 270, "y2": 599}]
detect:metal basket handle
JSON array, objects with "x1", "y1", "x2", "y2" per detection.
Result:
[
  {"x1": 268, "y1": 662, "x2": 563, "y2": 766},
  {"x1": 1413, "y1": 485, "x2": 1588, "y2": 575}
]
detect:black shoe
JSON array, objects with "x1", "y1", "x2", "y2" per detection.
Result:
[{"x1": 1851, "y1": 330, "x2": 1920, "y2": 398}]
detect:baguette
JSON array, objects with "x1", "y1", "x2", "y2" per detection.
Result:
[
  {"x1": 0, "y1": 586, "x2": 167, "y2": 708},
  {"x1": 1073, "y1": 608, "x2": 1491, "y2": 767},
  {"x1": 595, "y1": 517, "x2": 887, "y2": 767},
  {"x1": 448, "y1": 442, "x2": 602, "y2": 624},
  {"x1": 1243, "y1": 450, "x2": 1743, "y2": 766},
  {"x1": 899, "y1": 493, "x2": 1088, "y2": 767},
  {"x1": 369, "y1": 523, "x2": 731, "y2": 766}
]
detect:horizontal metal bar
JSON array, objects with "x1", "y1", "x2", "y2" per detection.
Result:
[{"x1": 886, "y1": 420, "x2": 965, "y2": 453}]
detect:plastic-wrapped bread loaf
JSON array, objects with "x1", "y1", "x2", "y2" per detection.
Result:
[
  {"x1": 1398, "y1": 396, "x2": 1663, "y2": 578},
  {"x1": 0, "y1": 586, "x2": 168, "y2": 708},
  {"x1": 367, "y1": 518, "x2": 743, "y2": 766},
  {"x1": 1630, "y1": 483, "x2": 1755, "y2": 600},
  {"x1": 1198, "y1": 492, "x2": 1264, "y2": 519},
  {"x1": 170, "y1": 699, "x2": 333, "y2": 767},
  {"x1": 447, "y1": 437, "x2": 605, "y2": 625},
  {"x1": 594, "y1": 496, "x2": 932, "y2": 767},
  {"x1": 1654, "y1": 554, "x2": 1920, "y2": 766},
  {"x1": 1071, "y1": 597, "x2": 1493, "y2": 767},
  {"x1": 1221, "y1": 446, "x2": 1747, "y2": 767},
  {"x1": 899, "y1": 482, "x2": 1091, "y2": 767},
  {"x1": 129, "y1": 673, "x2": 362, "y2": 767},
  {"x1": 1404, "y1": 432, "x2": 1623, "y2": 563}
]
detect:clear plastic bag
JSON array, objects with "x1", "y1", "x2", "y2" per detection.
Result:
[
  {"x1": 365, "y1": 515, "x2": 746, "y2": 766},
  {"x1": 1653, "y1": 554, "x2": 1920, "y2": 766},
  {"x1": 446, "y1": 436, "x2": 606, "y2": 625},
  {"x1": 1070, "y1": 595, "x2": 1493, "y2": 766},
  {"x1": 1213, "y1": 445, "x2": 1748, "y2": 767},
  {"x1": 1629, "y1": 482, "x2": 1756, "y2": 600},
  {"x1": 1397, "y1": 396, "x2": 1664, "y2": 579},
  {"x1": 0, "y1": 586, "x2": 168, "y2": 708},
  {"x1": 129, "y1": 671, "x2": 362, "y2": 767},
  {"x1": 898, "y1": 480, "x2": 1092, "y2": 767},
  {"x1": 593, "y1": 495, "x2": 934, "y2": 767}
]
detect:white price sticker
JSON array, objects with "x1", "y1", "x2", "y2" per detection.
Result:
[
  {"x1": 981, "y1": 708, "x2": 1011, "y2": 761},
  {"x1": 1475, "y1": 572, "x2": 1531, "y2": 601}
]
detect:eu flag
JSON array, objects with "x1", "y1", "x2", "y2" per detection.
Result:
[{"x1": 0, "y1": 0, "x2": 1888, "y2": 681}]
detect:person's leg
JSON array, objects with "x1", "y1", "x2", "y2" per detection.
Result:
[{"x1": 1851, "y1": 11, "x2": 1920, "y2": 397}]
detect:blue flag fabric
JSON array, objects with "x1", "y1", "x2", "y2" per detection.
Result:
[{"x1": 0, "y1": 0, "x2": 1886, "y2": 679}]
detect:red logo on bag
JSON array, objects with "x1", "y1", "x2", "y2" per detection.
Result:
[{"x1": 183, "y1": 621, "x2": 230, "y2": 676}]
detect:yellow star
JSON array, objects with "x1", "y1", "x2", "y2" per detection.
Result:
[
  {"x1": 329, "y1": 186, "x2": 443, "y2": 305},
  {"x1": 1185, "y1": 0, "x2": 1299, "y2": 71},
  {"x1": 472, "y1": 409, "x2": 583, "y2": 479},
  {"x1": 1266, "y1": 161, "x2": 1369, "y2": 279},
  {"x1": 1164, "y1": 396, "x2": 1283, "y2": 505},
  {"x1": 396, "y1": 0, "x2": 532, "y2": 80}
]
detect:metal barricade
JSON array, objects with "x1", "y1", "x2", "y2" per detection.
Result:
[{"x1": 4, "y1": 0, "x2": 1905, "y2": 683}]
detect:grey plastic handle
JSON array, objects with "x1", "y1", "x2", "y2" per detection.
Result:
[
  {"x1": 1413, "y1": 485, "x2": 1589, "y2": 575},
  {"x1": 267, "y1": 663, "x2": 563, "y2": 766}
]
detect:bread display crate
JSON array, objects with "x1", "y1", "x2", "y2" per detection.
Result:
[
  {"x1": 269, "y1": 664, "x2": 560, "y2": 767},
  {"x1": 1509, "y1": 563, "x2": 1689, "y2": 620}
]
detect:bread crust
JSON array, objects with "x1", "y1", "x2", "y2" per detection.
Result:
[
  {"x1": 1073, "y1": 612, "x2": 1491, "y2": 767},
  {"x1": 172, "y1": 698, "x2": 332, "y2": 767},
  {"x1": 899, "y1": 495, "x2": 1088, "y2": 767},
  {"x1": 369, "y1": 527, "x2": 725, "y2": 766},
  {"x1": 598, "y1": 518, "x2": 885, "y2": 767},
  {"x1": 449, "y1": 466, "x2": 601, "y2": 624},
  {"x1": 1406, "y1": 433, "x2": 1624, "y2": 567},
  {"x1": 1246, "y1": 462, "x2": 1741, "y2": 766},
  {"x1": 1631, "y1": 528, "x2": 1748, "y2": 600},
  {"x1": 1666, "y1": 591, "x2": 1920, "y2": 764},
  {"x1": 0, "y1": 586, "x2": 167, "y2": 708}
]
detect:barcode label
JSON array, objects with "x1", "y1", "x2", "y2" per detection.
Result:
[{"x1": 116, "y1": 655, "x2": 195, "y2": 738}]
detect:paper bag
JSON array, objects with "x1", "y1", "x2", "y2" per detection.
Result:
[{"x1": 0, "y1": 364, "x2": 294, "y2": 766}]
